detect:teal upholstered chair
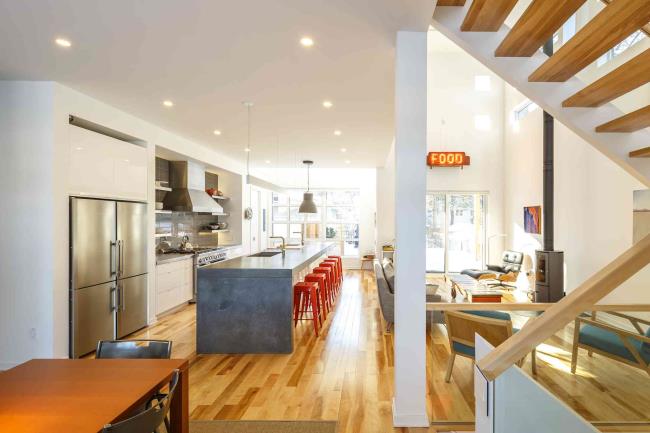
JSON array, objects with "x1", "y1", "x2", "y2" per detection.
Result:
[
  {"x1": 444, "y1": 310, "x2": 536, "y2": 382},
  {"x1": 571, "y1": 312, "x2": 650, "y2": 375}
]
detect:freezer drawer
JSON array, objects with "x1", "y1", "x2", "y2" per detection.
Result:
[
  {"x1": 71, "y1": 198, "x2": 117, "y2": 289},
  {"x1": 72, "y1": 282, "x2": 116, "y2": 358},
  {"x1": 117, "y1": 201, "x2": 148, "y2": 278},
  {"x1": 117, "y1": 274, "x2": 148, "y2": 338}
]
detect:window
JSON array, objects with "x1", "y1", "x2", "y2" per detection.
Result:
[
  {"x1": 597, "y1": 30, "x2": 645, "y2": 67},
  {"x1": 272, "y1": 189, "x2": 360, "y2": 257},
  {"x1": 513, "y1": 99, "x2": 539, "y2": 121}
]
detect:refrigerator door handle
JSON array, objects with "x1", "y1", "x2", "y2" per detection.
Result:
[
  {"x1": 110, "y1": 241, "x2": 117, "y2": 276},
  {"x1": 110, "y1": 285, "x2": 117, "y2": 312},
  {"x1": 116, "y1": 281, "x2": 122, "y2": 311},
  {"x1": 121, "y1": 281, "x2": 126, "y2": 312},
  {"x1": 117, "y1": 240, "x2": 123, "y2": 277}
]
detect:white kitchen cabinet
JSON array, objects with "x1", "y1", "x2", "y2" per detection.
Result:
[
  {"x1": 68, "y1": 125, "x2": 147, "y2": 201},
  {"x1": 155, "y1": 257, "x2": 194, "y2": 315}
]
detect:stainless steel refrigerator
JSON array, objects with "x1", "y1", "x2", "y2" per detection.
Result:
[{"x1": 70, "y1": 197, "x2": 148, "y2": 358}]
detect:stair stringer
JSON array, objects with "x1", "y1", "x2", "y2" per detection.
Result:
[{"x1": 432, "y1": 4, "x2": 650, "y2": 187}]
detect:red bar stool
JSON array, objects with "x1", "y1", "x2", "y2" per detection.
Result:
[
  {"x1": 293, "y1": 281, "x2": 322, "y2": 336},
  {"x1": 328, "y1": 255, "x2": 343, "y2": 282},
  {"x1": 313, "y1": 266, "x2": 334, "y2": 307},
  {"x1": 304, "y1": 273, "x2": 329, "y2": 319},
  {"x1": 319, "y1": 261, "x2": 338, "y2": 299},
  {"x1": 323, "y1": 259, "x2": 341, "y2": 287}
]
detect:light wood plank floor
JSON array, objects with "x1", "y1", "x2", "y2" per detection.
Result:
[{"x1": 130, "y1": 271, "x2": 650, "y2": 432}]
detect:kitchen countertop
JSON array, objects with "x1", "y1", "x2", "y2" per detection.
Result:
[
  {"x1": 156, "y1": 253, "x2": 194, "y2": 265},
  {"x1": 200, "y1": 242, "x2": 333, "y2": 276}
]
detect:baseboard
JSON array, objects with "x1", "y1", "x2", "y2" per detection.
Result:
[
  {"x1": 392, "y1": 398, "x2": 430, "y2": 427},
  {"x1": 0, "y1": 361, "x2": 19, "y2": 371}
]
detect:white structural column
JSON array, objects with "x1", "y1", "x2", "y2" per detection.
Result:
[{"x1": 393, "y1": 31, "x2": 428, "y2": 427}]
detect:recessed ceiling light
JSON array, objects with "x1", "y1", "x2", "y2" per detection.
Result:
[
  {"x1": 340, "y1": 148, "x2": 347, "y2": 153},
  {"x1": 345, "y1": 160, "x2": 351, "y2": 165},
  {"x1": 55, "y1": 38, "x2": 71, "y2": 48},
  {"x1": 334, "y1": 130, "x2": 342, "y2": 136},
  {"x1": 213, "y1": 129, "x2": 222, "y2": 136},
  {"x1": 322, "y1": 100, "x2": 333, "y2": 109},
  {"x1": 163, "y1": 100, "x2": 174, "y2": 107},
  {"x1": 244, "y1": 148, "x2": 251, "y2": 152},
  {"x1": 265, "y1": 160, "x2": 271, "y2": 164},
  {"x1": 300, "y1": 37, "x2": 314, "y2": 47}
]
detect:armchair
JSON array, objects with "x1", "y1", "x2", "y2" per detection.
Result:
[
  {"x1": 571, "y1": 312, "x2": 650, "y2": 375},
  {"x1": 461, "y1": 250, "x2": 523, "y2": 286}
]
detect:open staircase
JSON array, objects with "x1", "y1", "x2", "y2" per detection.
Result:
[
  {"x1": 430, "y1": 1, "x2": 650, "y2": 430},
  {"x1": 432, "y1": 0, "x2": 650, "y2": 187}
]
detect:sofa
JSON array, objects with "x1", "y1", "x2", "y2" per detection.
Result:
[{"x1": 374, "y1": 258, "x2": 443, "y2": 330}]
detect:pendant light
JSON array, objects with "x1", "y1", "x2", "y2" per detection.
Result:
[{"x1": 298, "y1": 160, "x2": 317, "y2": 214}]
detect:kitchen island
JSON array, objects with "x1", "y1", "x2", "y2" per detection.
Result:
[{"x1": 196, "y1": 242, "x2": 333, "y2": 354}]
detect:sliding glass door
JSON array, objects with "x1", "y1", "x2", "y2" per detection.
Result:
[{"x1": 426, "y1": 192, "x2": 487, "y2": 273}]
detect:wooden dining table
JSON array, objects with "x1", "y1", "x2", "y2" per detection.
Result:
[{"x1": 0, "y1": 358, "x2": 189, "y2": 433}]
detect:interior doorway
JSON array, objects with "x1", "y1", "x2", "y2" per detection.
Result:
[{"x1": 426, "y1": 192, "x2": 487, "y2": 273}]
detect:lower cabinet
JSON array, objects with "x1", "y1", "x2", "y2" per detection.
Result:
[{"x1": 156, "y1": 258, "x2": 194, "y2": 315}]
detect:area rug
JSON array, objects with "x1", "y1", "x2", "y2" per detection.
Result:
[{"x1": 190, "y1": 420, "x2": 338, "y2": 433}]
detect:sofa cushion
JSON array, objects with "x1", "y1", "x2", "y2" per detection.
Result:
[
  {"x1": 382, "y1": 259, "x2": 395, "y2": 294},
  {"x1": 579, "y1": 324, "x2": 650, "y2": 363},
  {"x1": 461, "y1": 269, "x2": 497, "y2": 279}
]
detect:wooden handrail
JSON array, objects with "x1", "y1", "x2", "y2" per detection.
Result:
[{"x1": 476, "y1": 233, "x2": 650, "y2": 381}]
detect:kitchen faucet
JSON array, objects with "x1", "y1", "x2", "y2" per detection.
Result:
[
  {"x1": 293, "y1": 230, "x2": 304, "y2": 246},
  {"x1": 269, "y1": 236, "x2": 286, "y2": 257}
]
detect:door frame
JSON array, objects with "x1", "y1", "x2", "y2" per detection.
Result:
[{"x1": 426, "y1": 190, "x2": 489, "y2": 274}]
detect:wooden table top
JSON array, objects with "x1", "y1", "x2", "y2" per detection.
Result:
[{"x1": 0, "y1": 358, "x2": 188, "y2": 433}]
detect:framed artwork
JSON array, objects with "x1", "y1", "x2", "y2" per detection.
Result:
[{"x1": 524, "y1": 206, "x2": 541, "y2": 234}]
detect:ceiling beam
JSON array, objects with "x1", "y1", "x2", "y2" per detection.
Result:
[
  {"x1": 598, "y1": 0, "x2": 650, "y2": 36},
  {"x1": 563, "y1": 49, "x2": 650, "y2": 107},
  {"x1": 461, "y1": 0, "x2": 519, "y2": 32},
  {"x1": 629, "y1": 147, "x2": 650, "y2": 158},
  {"x1": 436, "y1": 0, "x2": 467, "y2": 5},
  {"x1": 596, "y1": 105, "x2": 650, "y2": 133},
  {"x1": 495, "y1": 0, "x2": 586, "y2": 57},
  {"x1": 529, "y1": 0, "x2": 650, "y2": 82}
]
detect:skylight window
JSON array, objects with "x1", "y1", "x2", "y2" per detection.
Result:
[{"x1": 597, "y1": 30, "x2": 646, "y2": 67}]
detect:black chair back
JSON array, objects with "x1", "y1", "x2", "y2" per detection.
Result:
[
  {"x1": 96, "y1": 340, "x2": 172, "y2": 359},
  {"x1": 102, "y1": 369, "x2": 179, "y2": 433}
]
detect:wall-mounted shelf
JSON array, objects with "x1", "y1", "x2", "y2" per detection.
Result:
[
  {"x1": 155, "y1": 210, "x2": 172, "y2": 214},
  {"x1": 155, "y1": 233, "x2": 172, "y2": 238},
  {"x1": 212, "y1": 195, "x2": 229, "y2": 200},
  {"x1": 156, "y1": 185, "x2": 172, "y2": 192},
  {"x1": 198, "y1": 229, "x2": 229, "y2": 235}
]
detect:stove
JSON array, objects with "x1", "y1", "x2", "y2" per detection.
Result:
[{"x1": 195, "y1": 247, "x2": 228, "y2": 267}]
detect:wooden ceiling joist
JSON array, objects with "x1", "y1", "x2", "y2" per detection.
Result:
[
  {"x1": 495, "y1": 0, "x2": 587, "y2": 57},
  {"x1": 436, "y1": 0, "x2": 467, "y2": 5},
  {"x1": 563, "y1": 49, "x2": 650, "y2": 107},
  {"x1": 460, "y1": 0, "x2": 519, "y2": 32},
  {"x1": 629, "y1": 147, "x2": 650, "y2": 158},
  {"x1": 596, "y1": 105, "x2": 650, "y2": 133},
  {"x1": 529, "y1": 0, "x2": 650, "y2": 82}
]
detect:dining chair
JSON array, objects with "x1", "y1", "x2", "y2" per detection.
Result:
[
  {"x1": 102, "y1": 369, "x2": 179, "y2": 433},
  {"x1": 571, "y1": 311, "x2": 650, "y2": 376},
  {"x1": 96, "y1": 340, "x2": 173, "y2": 359},
  {"x1": 444, "y1": 310, "x2": 536, "y2": 382}
]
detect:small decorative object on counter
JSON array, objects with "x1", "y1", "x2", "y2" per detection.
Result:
[
  {"x1": 206, "y1": 188, "x2": 216, "y2": 196},
  {"x1": 244, "y1": 207, "x2": 253, "y2": 220}
]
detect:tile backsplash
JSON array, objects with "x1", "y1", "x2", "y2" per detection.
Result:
[{"x1": 156, "y1": 212, "x2": 228, "y2": 247}]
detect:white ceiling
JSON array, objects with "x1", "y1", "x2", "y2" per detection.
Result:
[{"x1": 0, "y1": 0, "x2": 434, "y2": 168}]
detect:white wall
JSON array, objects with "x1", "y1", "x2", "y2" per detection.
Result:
[
  {"x1": 376, "y1": 142, "x2": 396, "y2": 254},
  {"x1": 427, "y1": 32, "x2": 506, "y2": 264},
  {"x1": 504, "y1": 84, "x2": 646, "y2": 298},
  {"x1": 0, "y1": 82, "x2": 56, "y2": 369}
]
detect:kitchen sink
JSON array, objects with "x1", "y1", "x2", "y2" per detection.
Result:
[{"x1": 249, "y1": 251, "x2": 283, "y2": 257}]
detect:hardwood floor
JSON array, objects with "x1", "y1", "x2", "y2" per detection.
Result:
[{"x1": 130, "y1": 271, "x2": 650, "y2": 432}]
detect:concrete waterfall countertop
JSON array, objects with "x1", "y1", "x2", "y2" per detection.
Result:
[{"x1": 200, "y1": 242, "x2": 334, "y2": 277}]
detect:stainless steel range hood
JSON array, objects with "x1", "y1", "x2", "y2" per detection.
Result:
[{"x1": 163, "y1": 161, "x2": 224, "y2": 213}]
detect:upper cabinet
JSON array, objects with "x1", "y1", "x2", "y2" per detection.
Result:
[{"x1": 68, "y1": 125, "x2": 147, "y2": 201}]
